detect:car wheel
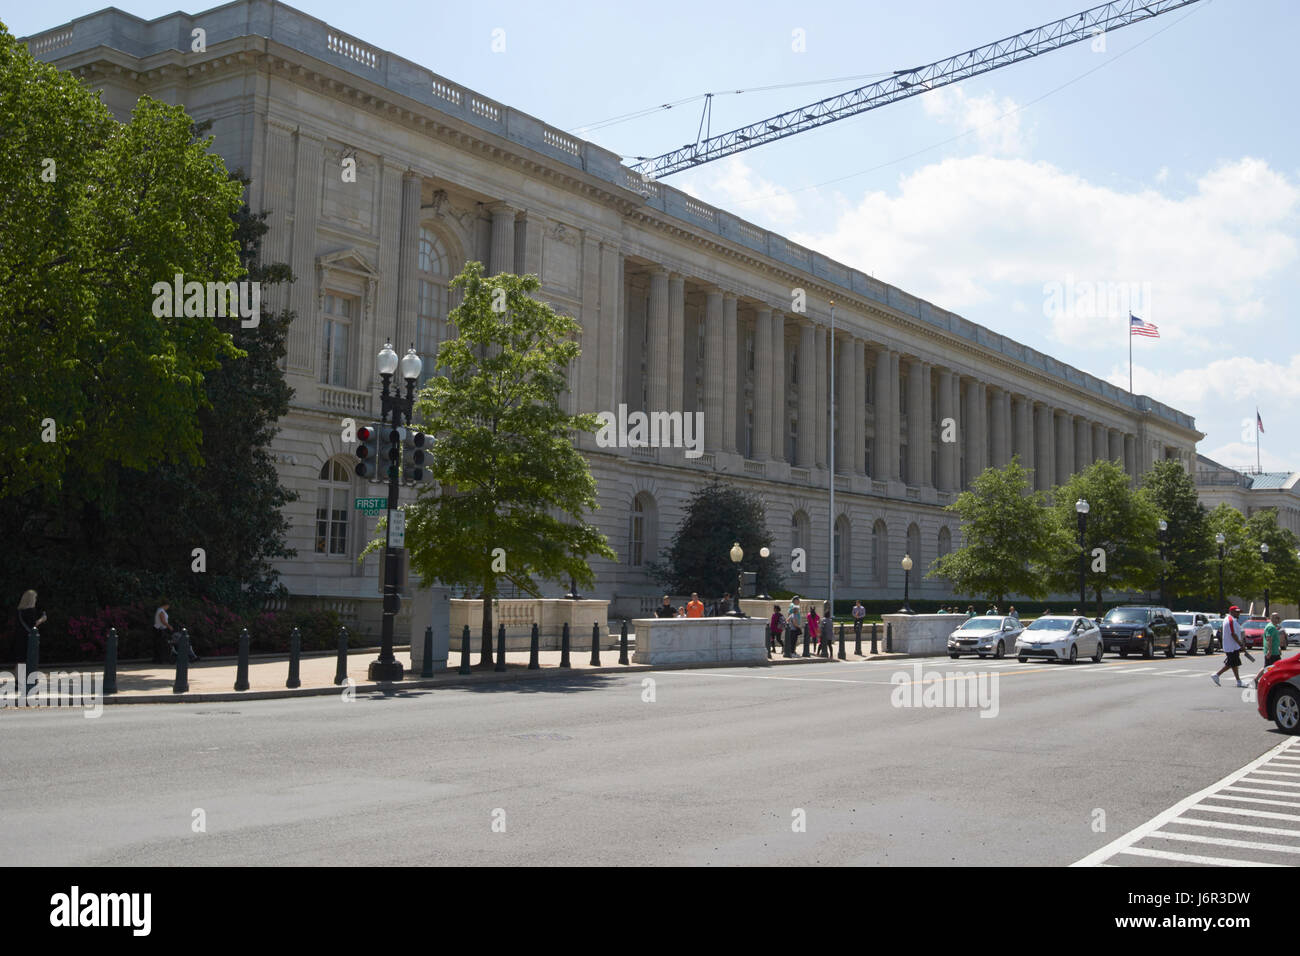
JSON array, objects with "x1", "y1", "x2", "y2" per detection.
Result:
[
  {"x1": 1092, "y1": 640, "x2": 1103, "y2": 663},
  {"x1": 1144, "y1": 637, "x2": 1154, "y2": 659},
  {"x1": 949, "y1": 653, "x2": 960, "y2": 659},
  {"x1": 1190, "y1": 638, "x2": 1198, "y2": 656},
  {"x1": 1285, "y1": 636, "x2": 1290, "y2": 651},
  {"x1": 976, "y1": 653, "x2": 986, "y2": 659},
  {"x1": 1119, "y1": 649, "x2": 1129, "y2": 658},
  {"x1": 1272, "y1": 688, "x2": 1300, "y2": 734},
  {"x1": 1165, "y1": 638, "x2": 1175, "y2": 658},
  {"x1": 1068, "y1": 644, "x2": 1078, "y2": 664},
  {"x1": 995, "y1": 641, "x2": 1005, "y2": 660},
  {"x1": 1018, "y1": 656, "x2": 1028, "y2": 663}
]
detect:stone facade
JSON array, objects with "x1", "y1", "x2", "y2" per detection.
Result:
[{"x1": 26, "y1": 1, "x2": 1204, "y2": 623}]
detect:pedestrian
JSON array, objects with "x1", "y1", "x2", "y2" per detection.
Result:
[
  {"x1": 153, "y1": 599, "x2": 173, "y2": 664},
  {"x1": 966, "y1": 605, "x2": 976, "y2": 619},
  {"x1": 819, "y1": 603, "x2": 835, "y2": 658},
  {"x1": 1008, "y1": 605, "x2": 1019, "y2": 622},
  {"x1": 686, "y1": 592, "x2": 704, "y2": 618},
  {"x1": 768, "y1": 603, "x2": 784, "y2": 656},
  {"x1": 656, "y1": 595, "x2": 676, "y2": 619},
  {"x1": 17, "y1": 590, "x2": 47, "y2": 669},
  {"x1": 785, "y1": 597, "x2": 803, "y2": 657},
  {"x1": 675, "y1": 606, "x2": 686, "y2": 618},
  {"x1": 1263, "y1": 612, "x2": 1285, "y2": 672},
  {"x1": 1212, "y1": 605, "x2": 1248, "y2": 688},
  {"x1": 808, "y1": 605, "x2": 820, "y2": 657},
  {"x1": 717, "y1": 592, "x2": 733, "y2": 616},
  {"x1": 852, "y1": 600, "x2": 865, "y2": 646}
]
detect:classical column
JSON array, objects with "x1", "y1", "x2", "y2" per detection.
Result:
[
  {"x1": 703, "y1": 290, "x2": 724, "y2": 453},
  {"x1": 1108, "y1": 428, "x2": 1122, "y2": 466},
  {"x1": 393, "y1": 171, "x2": 422, "y2": 367},
  {"x1": 1014, "y1": 395, "x2": 1033, "y2": 473},
  {"x1": 937, "y1": 368, "x2": 955, "y2": 491},
  {"x1": 908, "y1": 359, "x2": 925, "y2": 485},
  {"x1": 1035, "y1": 403, "x2": 1054, "y2": 491},
  {"x1": 921, "y1": 363, "x2": 934, "y2": 487},
  {"x1": 667, "y1": 274, "x2": 685, "y2": 413},
  {"x1": 1074, "y1": 416, "x2": 1090, "y2": 476},
  {"x1": 964, "y1": 379, "x2": 985, "y2": 483},
  {"x1": 287, "y1": 129, "x2": 324, "y2": 371},
  {"x1": 814, "y1": 324, "x2": 828, "y2": 468},
  {"x1": 1055, "y1": 411, "x2": 1073, "y2": 484},
  {"x1": 836, "y1": 333, "x2": 854, "y2": 473},
  {"x1": 1000, "y1": 390, "x2": 1013, "y2": 468},
  {"x1": 797, "y1": 321, "x2": 815, "y2": 466},
  {"x1": 1092, "y1": 422, "x2": 1106, "y2": 468},
  {"x1": 853, "y1": 338, "x2": 866, "y2": 475},
  {"x1": 487, "y1": 202, "x2": 517, "y2": 275},
  {"x1": 988, "y1": 386, "x2": 1007, "y2": 469},
  {"x1": 722, "y1": 294, "x2": 738, "y2": 454},
  {"x1": 754, "y1": 308, "x2": 773, "y2": 461},
  {"x1": 646, "y1": 269, "x2": 669, "y2": 413},
  {"x1": 1123, "y1": 433, "x2": 1137, "y2": 480},
  {"x1": 770, "y1": 311, "x2": 786, "y2": 461},
  {"x1": 887, "y1": 351, "x2": 901, "y2": 480}
]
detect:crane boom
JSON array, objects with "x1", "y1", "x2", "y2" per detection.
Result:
[{"x1": 630, "y1": 0, "x2": 1203, "y2": 180}]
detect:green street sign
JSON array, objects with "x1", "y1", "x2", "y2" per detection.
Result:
[{"x1": 355, "y1": 496, "x2": 388, "y2": 515}]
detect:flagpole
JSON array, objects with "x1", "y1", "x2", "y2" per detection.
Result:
[
  {"x1": 1257, "y1": 409, "x2": 1261, "y2": 473},
  {"x1": 1128, "y1": 315, "x2": 1133, "y2": 394}
]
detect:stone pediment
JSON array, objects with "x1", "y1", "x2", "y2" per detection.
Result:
[{"x1": 316, "y1": 248, "x2": 380, "y2": 319}]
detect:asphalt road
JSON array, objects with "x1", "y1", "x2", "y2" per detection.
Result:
[{"x1": 0, "y1": 653, "x2": 1283, "y2": 865}]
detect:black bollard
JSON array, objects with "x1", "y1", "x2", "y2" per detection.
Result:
[
  {"x1": 335, "y1": 626, "x2": 349, "y2": 685},
  {"x1": 590, "y1": 622, "x2": 601, "y2": 666},
  {"x1": 854, "y1": 621, "x2": 862, "y2": 657},
  {"x1": 886, "y1": 621, "x2": 893, "y2": 653},
  {"x1": 173, "y1": 629, "x2": 190, "y2": 694},
  {"x1": 619, "y1": 619, "x2": 629, "y2": 665},
  {"x1": 495, "y1": 623, "x2": 506, "y2": 672},
  {"x1": 871, "y1": 621, "x2": 879, "y2": 654},
  {"x1": 25, "y1": 626, "x2": 39, "y2": 688},
  {"x1": 838, "y1": 621, "x2": 846, "y2": 660},
  {"x1": 802, "y1": 624, "x2": 811, "y2": 658},
  {"x1": 560, "y1": 622, "x2": 571, "y2": 668},
  {"x1": 421, "y1": 626, "x2": 434, "y2": 679},
  {"x1": 286, "y1": 626, "x2": 301, "y2": 689},
  {"x1": 528, "y1": 622, "x2": 540, "y2": 670},
  {"x1": 103, "y1": 627, "x2": 118, "y2": 696},
  {"x1": 458, "y1": 625, "x2": 472, "y2": 675},
  {"x1": 234, "y1": 628, "x2": 250, "y2": 691}
]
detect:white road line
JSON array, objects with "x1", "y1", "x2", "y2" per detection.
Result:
[
  {"x1": 1113, "y1": 667, "x2": 1158, "y2": 673},
  {"x1": 1187, "y1": 805, "x2": 1300, "y2": 823},
  {"x1": 1220, "y1": 785, "x2": 1300, "y2": 798},
  {"x1": 1073, "y1": 737, "x2": 1299, "y2": 866},
  {"x1": 1240, "y1": 776, "x2": 1300, "y2": 788},
  {"x1": 1117, "y1": 846, "x2": 1282, "y2": 866},
  {"x1": 1143, "y1": 829, "x2": 1300, "y2": 855},
  {"x1": 1202, "y1": 793, "x2": 1300, "y2": 809},
  {"x1": 1169, "y1": 817, "x2": 1300, "y2": 838},
  {"x1": 1253, "y1": 768, "x2": 1300, "y2": 778}
]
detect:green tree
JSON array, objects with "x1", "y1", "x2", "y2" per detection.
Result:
[
  {"x1": 396, "y1": 263, "x2": 615, "y2": 664},
  {"x1": 1246, "y1": 509, "x2": 1300, "y2": 613},
  {"x1": 0, "y1": 24, "x2": 246, "y2": 505},
  {"x1": 1139, "y1": 459, "x2": 1210, "y2": 604},
  {"x1": 927, "y1": 456, "x2": 1050, "y2": 604},
  {"x1": 1041, "y1": 460, "x2": 1160, "y2": 611},
  {"x1": 649, "y1": 476, "x2": 781, "y2": 599},
  {"x1": 1206, "y1": 504, "x2": 1268, "y2": 609}
]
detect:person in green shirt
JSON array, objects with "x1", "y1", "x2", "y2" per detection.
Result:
[{"x1": 1263, "y1": 612, "x2": 1285, "y2": 668}]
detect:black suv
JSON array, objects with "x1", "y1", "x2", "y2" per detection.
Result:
[{"x1": 1099, "y1": 606, "x2": 1179, "y2": 658}]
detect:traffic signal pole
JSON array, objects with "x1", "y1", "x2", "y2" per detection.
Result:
[{"x1": 369, "y1": 374, "x2": 408, "y2": 682}]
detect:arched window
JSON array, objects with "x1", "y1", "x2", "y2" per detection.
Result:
[
  {"x1": 937, "y1": 526, "x2": 953, "y2": 559},
  {"x1": 416, "y1": 227, "x2": 451, "y2": 388},
  {"x1": 835, "y1": 514, "x2": 851, "y2": 582},
  {"x1": 872, "y1": 519, "x2": 888, "y2": 588},
  {"x1": 628, "y1": 492, "x2": 657, "y2": 567},
  {"x1": 315, "y1": 459, "x2": 352, "y2": 555}
]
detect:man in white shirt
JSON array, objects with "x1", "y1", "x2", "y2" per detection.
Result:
[
  {"x1": 153, "y1": 602, "x2": 172, "y2": 663},
  {"x1": 1212, "y1": 605, "x2": 1248, "y2": 688},
  {"x1": 852, "y1": 600, "x2": 866, "y2": 645}
]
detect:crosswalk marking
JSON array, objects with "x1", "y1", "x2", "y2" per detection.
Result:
[
  {"x1": 1075, "y1": 737, "x2": 1300, "y2": 867},
  {"x1": 1253, "y1": 768, "x2": 1300, "y2": 778},
  {"x1": 1240, "y1": 776, "x2": 1300, "y2": 788}
]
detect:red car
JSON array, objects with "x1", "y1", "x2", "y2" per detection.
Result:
[
  {"x1": 1241, "y1": 617, "x2": 1271, "y2": 649},
  {"x1": 1257, "y1": 653, "x2": 1300, "y2": 732}
]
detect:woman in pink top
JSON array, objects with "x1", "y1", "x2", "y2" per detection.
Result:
[{"x1": 807, "y1": 608, "x2": 820, "y2": 652}]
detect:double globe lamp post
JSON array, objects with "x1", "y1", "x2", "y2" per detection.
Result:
[
  {"x1": 1075, "y1": 498, "x2": 1089, "y2": 610},
  {"x1": 728, "y1": 543, "x2": 771, "y2": 615}
]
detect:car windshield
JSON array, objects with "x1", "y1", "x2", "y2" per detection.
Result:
[
  {"x1": 1173, "y1": 614, "x2": 1193, "y2": 625},
  {"x1": 1284, "y1": 621, "x2": 1300, "y2": 629},
  {"x1": 1026, "y1": 618, "x2": 1072, "y2": 631},
  {"x1": 1104, "y1": 608, "x2": 1147, "y2": 624},
  {"x1": 959, "y1": 617, "x2": 1002, "y2": 630}
]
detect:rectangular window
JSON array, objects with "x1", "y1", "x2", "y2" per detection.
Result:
[
  {"x1": 321, "y1": 293, "x2": 354, "y2": 387},
  {"x1": 315, "y1": 487, "x2": 348, "y2": 555},
  {"x1": 899, "y1": 374, "x2": 908, "y2": 414},
  {"x1": 864, "y1": 367, "x2": 874, "y2": 406}
]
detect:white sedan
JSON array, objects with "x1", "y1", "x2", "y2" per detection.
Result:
[{"x1": 1016, "y1": 615, "x2": 1104, "y2": 664}]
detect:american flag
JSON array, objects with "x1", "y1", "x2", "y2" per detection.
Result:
[
  {"x1": 1257, "y1": 409, "x2": 1265, "y2": 434},
  {"x1": 1130, "y1": 314, "x2": 1160, "y2": 338}
]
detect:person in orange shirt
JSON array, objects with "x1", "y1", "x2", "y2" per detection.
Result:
[{"x1": 686, "y1": 592, "x2": 705, "y2": 618}]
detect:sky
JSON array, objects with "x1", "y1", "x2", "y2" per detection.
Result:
[{"x1": 9, "y1": 0, "x2": 1299, "y2": 473}]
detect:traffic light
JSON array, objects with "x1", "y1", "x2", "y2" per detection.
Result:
[
  {"x1": 354, "y1": 423, "x2": 381, "y2": 480},
  {"x1": 378, "y1": 426, "x2": 401, "y2": 482},
  {"x1": 403, "y1": 430, "x2": 429, "y2": 483}
]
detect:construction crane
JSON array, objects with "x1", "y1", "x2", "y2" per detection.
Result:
[{"x1": 630, "y1": 0, "x2": 1204, "y2": 180}]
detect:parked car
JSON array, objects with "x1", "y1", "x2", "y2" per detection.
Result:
[
  {"x1": 1257, "y1": 653, "x2": 1300, "y2": 732},
  {"x1": 1283, "y1": 620, "x2": 1300, "y2": 645},
  {"x1": 947, "y1": 615, "x2": 1024, "y2": 659},
  {"x1": 1173, "y1": 612, "x2": 1214, "y2": 655},
  {"x1": 1098, "y1": 605, "x2": 1178, "y2": 658},
  {"x1": 1016, "y1": 615, "x2": 1103, "y2": 664},
  {"x1": 1241, "y1": 616, "x2": 1274, "y2": 650}
]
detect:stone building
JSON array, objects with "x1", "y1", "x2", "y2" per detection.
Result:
[
  {"x1": 1196, "y1": 455, "x2": 1300, "y2": 537},
  {"x1": 25, "y1": 0, "x2": 1203, "y2": 628}
]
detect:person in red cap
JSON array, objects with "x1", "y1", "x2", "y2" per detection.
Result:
[{"x1": 1211, "y1": 606, "x2": 1248, "y2": 688}]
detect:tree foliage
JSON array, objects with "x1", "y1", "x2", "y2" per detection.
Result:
[
  {"x1": 649, "y1": 476, "x2": 781, "y2": 599},
  {"x1": 1247, "y1": 509, "x2": 1300, "y2": 611},
  {"x1": 1139, "y1": 459, "x2": 1210, "y2": 601},
  {"x1": 927, "y1": 456, "x2": 1049, "y2": 604},
  {"x1": 397, "y1": 263, "x2": 615, "y2": 663}
]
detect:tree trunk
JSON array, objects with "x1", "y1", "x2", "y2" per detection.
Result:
[{"x1": 479, "y1": 592, "x2": 494, "y2": 666}]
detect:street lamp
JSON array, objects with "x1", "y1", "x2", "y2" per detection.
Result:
[
  {"x1": 369, "y1": 342, "x2": 422, "y2": 682},
  {"x1": 729, "y1": 542, "x2": 745, "y2": 617},
  {"x1": 1157, "y1": 518, "x2": 1168, "y2": 607},
  {"x1": 899, "y1": 554, "x2": 914, "y2": 615},
  {"x1": 758, "y1": 546, "x2": 770, "y2": 600},
  {"x1": 1216, "y1": 531, "x2": 1226, "y2": 616},
  {"x1": 1075, "y1": 499, "x2": 1089, "y2": 611},
  {"x1": 1261, "y1": 542, "x2": 1271, "y2": 617}
]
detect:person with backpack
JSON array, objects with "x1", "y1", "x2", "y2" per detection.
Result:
[
  {"x1": 785, "y1": 597, "x2": 803, "y2": 658},
  {"x1": 1212, "y1": 605, "x2": 1249, "y2": 688},
  {"x1": 768, "y1": 603, "x2": 784, "y2": 656},
  {"x1": 818, "y1": 603, "x2": 835, "y2": 658}
]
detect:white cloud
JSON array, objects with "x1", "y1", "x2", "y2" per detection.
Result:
[
  {"x1": 674, "y1": 156, "x2": 804, "y2": 229},
  {"x1": 920, "y1": 86, "x2": 1025, "y2": 156},
  {"x1": 1202, "y1": 442, "x2": 1295, "y2": 473}
]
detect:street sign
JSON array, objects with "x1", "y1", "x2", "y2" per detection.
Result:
[
  {"x1": 389, "y1": 508, "x2": 406, "y2": 547},
  {"x1": 355, "y1": 496, "x2": 388, "y2": 515}
]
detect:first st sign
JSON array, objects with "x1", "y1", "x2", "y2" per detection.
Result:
[{"x1": 355, "y1": 496, "x2": 388, "y2": 515}]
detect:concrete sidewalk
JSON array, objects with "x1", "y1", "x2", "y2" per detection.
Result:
[{"x1": 10, "y1": 639, "x2": 908, "y2": 706}]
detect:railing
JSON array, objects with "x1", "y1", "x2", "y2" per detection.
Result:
[
  {"x1": 543, "y1": 129, "x2": 582, "y2": 156},
  {"x1": 790, "y1": 467, "x2": 811, "y2": 483},
  {"x1": 834, "y1": 475, "x2": 849, "y2": 491},
  {"x1": 871, "y1": 480, "x2": 888, "y2": 495},
  {"x1": 26, "y1": 28, "x2": 72, "y2": 55},
  {"x1": 684, "y1": 197, "x2": 717, "y2": 224},
  {"x1": 431, "y1": 79, "x2": 462, "y2": 105},
  {"x1": 744, "y1": 460, "x2": 766, "y2": 477},
  {"x1": 327, "y1": 31, "x2": 378, "y2": 69},
  {"x1": 631, "y1": 446, "x2": 657, "y2": 460},
  {"x1": 905, "y1": 486, "x2": 920, "y2": 500},
  {"x1": 470, "y1": 96, "x2": 501, "y2": 122},
  {"x1": 319, "y1": 384, "x2": 371, "y2": 414}
]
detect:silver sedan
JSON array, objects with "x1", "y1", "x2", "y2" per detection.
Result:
[
  {"x1": 1174, "y1": 612, "x2": 1214, "y2": 655},
  {"x1": 1016, "y1": 615, "x2": 1104, "y2": 664},
  {"x1": 947, "y1": 615, "x2": 1024, "y2": 659}
]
